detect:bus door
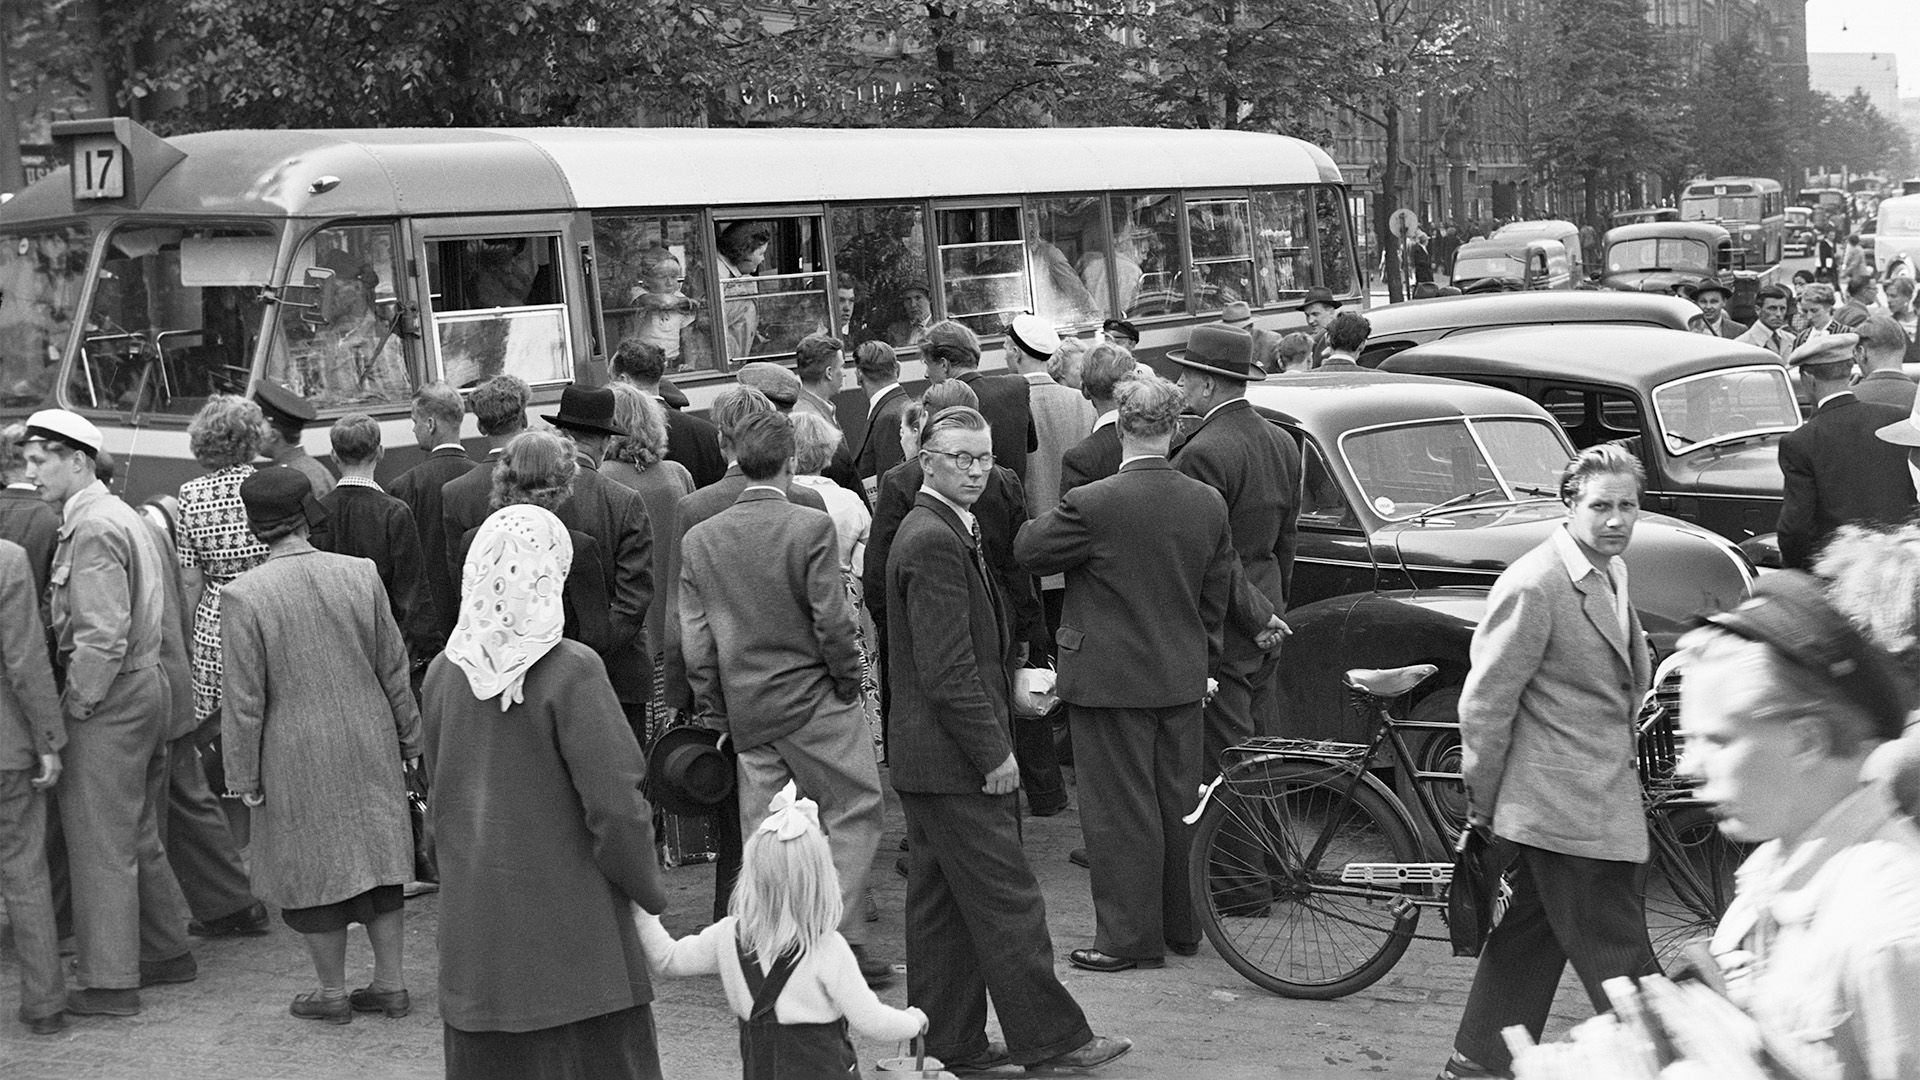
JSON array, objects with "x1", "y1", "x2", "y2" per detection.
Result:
[{"x1": 409, "y1": 215, "x2": 585, "y2": 392}]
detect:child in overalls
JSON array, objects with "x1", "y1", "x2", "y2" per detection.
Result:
[{"x1": 637, "y1": 782, "x2": 926, "y2": 1078}]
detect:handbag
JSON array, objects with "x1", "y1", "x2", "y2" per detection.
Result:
[
  {"x1": 404, "y1": 759, "x2": 437, "y2": 884},
  {"x1": 1446, "y1": 825, "x2": 1513, "y2": 958}
]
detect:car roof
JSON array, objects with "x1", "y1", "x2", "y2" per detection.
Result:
[
  {"x1": 1456, "y1": 236, "x2": 1564, "y2": 257},
  {"x1": 1361, "y1": 290, "x2": 1698, "y2": 337},
  {"x1": 1245, "y1": 369, "x2": 1556, "y2": 434},
  {"x1": 1496, "y1": 219, "x2": 1579, "y2": 238},
  {"x1": 1604, "y1": 221, "x2": 1730, "y2": 243},
  {"x1": 1380, "y1": 324, "x2": 1786, "y2": 387}
]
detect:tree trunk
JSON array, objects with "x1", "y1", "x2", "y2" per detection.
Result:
[
  {"x1": 76, "y1": 0, "x2": 114, "y2": 115},
  {"x1": 0, "y1": 2, "x2": 25, "y2": 193},
  {"x1": 1381, "y1": 101, "x2": 1405, "y2": 304}
]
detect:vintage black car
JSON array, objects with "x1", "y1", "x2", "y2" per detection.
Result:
[
  {"x1": 1354, "y1": 290, "x2": 1698, "y2": 368},
  {"x1": 1378, "y1": 325, "x2": 1797, "y2": 546},
  {"x1": 1599, "y1": 221, "x2": 1763, "y2": 323},
  {"x1": 1252, "y1": 370, "x2": 1754, "y2": 747}
]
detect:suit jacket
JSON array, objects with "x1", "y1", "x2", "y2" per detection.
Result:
[
  {"x1": 1777, "y1": 393, "x2": 1917, "y2": 570},
  {"x1": 661, "y1": 466, "x2": 829, "y2": 712},
  {"x1": 274, "y1": 446, "x2": 337, "y2": 499},
  {"x1": 854, "y1": 384, "x2": 911, "y2": 481},
  {"x1": 387, "y1": 445, "x2": 475, "y2": 650},
  {"x1": 797, "y1": 391, "x2": 872, "y2": 510},
  {"x1": 864, "y1": 458, "x2": 1044, "y2": 653},
  {"x1": 1707, "y1": 312, "x2": 1750, "y2": 339},
  {"x1": 1015, "y1": 459, "x2": 1257, "y2": 708},
  {"x1": 886, "y1": 494, "x2": 1016, "y2": 793},
  {"x1": 954, "y1": 369, "x2": 1037, "y2": 480},
  {"x1": 453, "y1": 524, "x2": 613, "y2": 658},
  {"x1": 554, "y1": 460, "x2": 655, "y2": 704},
  {"x1": 1058, "y1": 421, "x2": 1121, "y2": 499},
  {"x1": 1459, "y1": 531, "x2": 1651, "y2": 862},
  {"x1": 678, "y1": 488, "x2": 862, "y2": 749},
  {"x1": 1852, "y1": 369, "x2": 1918, "y2": 413},
  {"x1": 0, "y1": 539, "x2": 61, "y2": 770},
  {"x1": 1171, "y1": 398, "x2": 1301, "y2": 649},
  {"x1": 0, "y1": 485, "x2": 58, "y2": 598},
  {"x1": 439, "y1": 450, "x2": 500, "y2": 586},
  {"x1": 312, "y1": 484, "x2": 437, "y2": 661},
  {"x1": 1735, "y1": 320, "x2": 1792, "y2": 363},
  {"x1": 1021, "y1": 373, "x2": 1096, "y2": 517},
  {"x1": 663, "y1": 405, "x2": 727, "y2": 489}
]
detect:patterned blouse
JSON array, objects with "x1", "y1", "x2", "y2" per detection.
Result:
[{"x1": 177, "y1": 464, "x2": 269, "y2": 720}]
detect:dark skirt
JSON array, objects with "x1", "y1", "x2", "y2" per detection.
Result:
[
  {"x1": 281, "y1": 884, "x2": 404, "y2": 934},
  {"x1": 444, "y1": 1004, "x2": 662, "y2": 1080}
]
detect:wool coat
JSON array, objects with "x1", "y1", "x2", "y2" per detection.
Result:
[
  {"x1": 1170, "y1": 398, "x2": 1301, "y2": 650},
  {"x1": 220, "y1": 540, "x2": 419, "y2": 909},
  {"x1": 387, "y1": 445, "x2": 475, "y2": 651},
  {"x1": 1777, "y1": 392, "x2": 1917, "y2": 570}
]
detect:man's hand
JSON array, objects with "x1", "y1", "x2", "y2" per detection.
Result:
[
  {"x1": 982, "y1": 753, "x2": 1020, "y2": 796},
  {"x1": 1013, "y1": 644, "x2": 1031, "y2": 669},
  {"x1": 1255, "y1": 615, "x2": 1292, "y2": 651},
  {"x1": 30, "y1": 752, "x2": 61, "y2": 789},
  {"x1": 1203, "y1": 677, "x2": 1220, "y2": 704}
]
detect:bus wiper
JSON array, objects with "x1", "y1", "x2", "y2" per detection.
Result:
[{"x1": 1408, "y1": 487, "x2": 1503, "y2": 522}]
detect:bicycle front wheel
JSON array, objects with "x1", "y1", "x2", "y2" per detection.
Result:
[
  {"x1": 1643, "y1": 803, "x2": 1748, "y2": 965},
  {"x1": 1189, "y1": 758, "x2": 1422, "y2": 999}
]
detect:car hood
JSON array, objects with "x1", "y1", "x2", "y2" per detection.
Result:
[
  {"x1": 1667, "y1": 439, "x2": 1784, "y2": 497},
  {"x1": 1376, "y1": 500, "x2": 1753, "y2": 648}
]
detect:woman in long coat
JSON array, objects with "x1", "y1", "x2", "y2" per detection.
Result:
[
  {"x1": 221, "y1": 467, "x2": 420, "y2": 1024},
  {"x1": 424, "y1": 503, "x2": 666, "y2": 1080}
]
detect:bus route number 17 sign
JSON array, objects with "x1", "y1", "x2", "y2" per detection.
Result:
[{"x1": 70, "y1": 135, "x2": 127, "y2": 201}]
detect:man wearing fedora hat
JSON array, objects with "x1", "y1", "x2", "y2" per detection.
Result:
[
  {"x1": 1688, "y1": 280, "x2": 1746, "y2": 339},
  {"x1": 1168, "y1": 328, "x2": 1296, "y2": 764},
  {"x1": 541, "y1": 384, "x2": 656, "y2": 737},
  {"x1": 1220, "y1": 302, "x2": 1281, "y2": 376},
  {"x1": 21, "y1": 410, "x2": 194, "y2": 1018},
  {"x1": 1778, "y1": 334, "x2": 1915, "y2": 571},
  {"x1": 253, "y1": 381, "x2": 337, "y2": 499},
  {"x1": 1301, "y1": 287, "x2": 1341, "y2": 366}
]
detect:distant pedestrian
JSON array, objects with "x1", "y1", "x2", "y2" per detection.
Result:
[
  {"x1": 0, "y1": 536, "x2": 66, "y2": 1034},
  {"x1": 427, "y1": 504, "x2": 667, "y2": 1079},
  {"x1": 221, "y1": 467, "x2": 420, "y2": 1025},
  {"x1": 311, "y1": 414, "x2": 436, "y2": 660},
  {"x1": 1778, "y1": 334, "x2": 1916, "y2": 570},
  {"x1": 1432, "y1": 224, "x2": 1462, "y2": 285},
  {"x1": 1409, "y1": 230, "x2": 1435, "y2": 285},
  {"x1": 1817, "y1": 230, "x2": 1839, "y2": 285},
  {"x1": 638, "y1": 782, "x2": 927, "y2": 1079},
  {"x1": 1843, "y1": 233, "x2": 1869, "y2": 284}
]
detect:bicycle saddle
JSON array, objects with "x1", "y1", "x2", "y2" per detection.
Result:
[{"x1": 1344, "y1": 664, "x2": 1438, "y2": 698}]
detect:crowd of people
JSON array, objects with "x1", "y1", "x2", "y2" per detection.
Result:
[{"x1": 1, "y1": 281, "x2": 1917, "y2": 1080}]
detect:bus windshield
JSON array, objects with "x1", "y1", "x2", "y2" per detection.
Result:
[
  {"x1": 1683, "y1": 196, "x2": 1758, "y2": 222},
  {"x1": 1607, "y1": 238, "x2": 1712, "y2": 274},
  {"x1": 72, "y1": 222, "x2": 276, "y2": 418},
  {"x1": 0, "y1": 224, "x2": 91, "y2": 409}
]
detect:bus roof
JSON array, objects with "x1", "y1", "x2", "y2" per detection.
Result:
[
  {"x1": 0, "y1": 126, "x2": 1346, "y2": 224},
  {"x1": 1683, "y1": 176, "x2": 1783, "y2": 194}
]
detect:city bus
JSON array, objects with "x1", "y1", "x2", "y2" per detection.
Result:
[
  {"x1": 0, "y1": 121, "x2": 1362, "y2": 501},
  {"x1": 1680, "y1": 176, "x2": 1784, "y2": 268}
]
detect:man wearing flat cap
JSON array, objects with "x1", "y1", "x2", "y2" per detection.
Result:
[
  {"x1": 1777, "y1": 333, "x2": 1916, "y2": 570},
  {"x1": 924, "y1": 321, "x2": 1037, "y2": 482},
  {"x1": 21, "y1": 410, "x2": 193, "y2": 1018},
  {"x1": 253, "y1": 381, "x2": 337, "y2": 499}
]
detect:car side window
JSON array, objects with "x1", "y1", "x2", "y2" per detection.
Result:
[
  {"x1": 1300, "y1": 439, "x2": 1358, "y2": 530},
  {"x1": 1541, "y1": 384, "x2": 1644, "y2": 450}
]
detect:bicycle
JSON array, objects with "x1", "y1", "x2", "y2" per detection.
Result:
[{"x1": 1187, "y1": 659, "x2": 1745, "y2": 999}]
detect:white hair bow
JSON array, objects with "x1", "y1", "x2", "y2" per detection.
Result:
[{"x1": 757, "y1": 781, "x2": 821, "y2": 842}]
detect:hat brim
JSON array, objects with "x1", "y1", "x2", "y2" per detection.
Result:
[
  {"x1": 1168, "y1": 353, "x2": 1262, "y2": 381},
  {"x1": 1877, "y1": 417, "x2": 1920, "y2": 446},
  {"x1": 645, "y1": 725, "x2": 736, "y2": 814},
  {"x1": 542, "y1": 413, "x2": 625, "y2": 439}
]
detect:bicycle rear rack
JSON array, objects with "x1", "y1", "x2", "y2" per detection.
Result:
[{"x1": 1223, "y1": 736, "x2": 1370, "y2": 765}]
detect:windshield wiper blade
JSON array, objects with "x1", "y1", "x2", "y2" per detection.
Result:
[
  {"x1": 1511, "y1": 484, "x2": 1558, "y2": 498},
  {"x1": 1408, "y1": 487, "x2": 1503, "y2": 522}
]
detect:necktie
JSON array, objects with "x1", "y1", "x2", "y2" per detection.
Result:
[{"x1": 968, "y1": 516, "x2": 1005, "y2": 632}]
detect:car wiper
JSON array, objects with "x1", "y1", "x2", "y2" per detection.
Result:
[
  {"x1": 1511, "y1": 484, "x2": 1558, "y2": 498},
  {"x1": 1407, "y1": 487, "x2": 1503, "y2": 522}
]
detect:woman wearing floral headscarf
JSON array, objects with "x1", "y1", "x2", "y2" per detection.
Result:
[{"x1": 423, "y1": 504, "x2": 667, "y2": 1080}]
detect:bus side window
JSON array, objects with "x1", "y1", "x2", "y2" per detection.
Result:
[
  {"x1": 830, "y1": 204, "x2": 931, "y2": 351},
  {"x1": 1108, "y1": 194, "x2": 1187, "y2": 320},
  {"x1": 1025, "y1": 196, "x2": 1106, "y2": 330},
  {"x1": 424, "y1": 234, "x2": 571, "y2": 389},
  {"x1": 714, "y1": 216, "x2": 830, "y2": 367},
  {"x1": 1188, "y1": 196, "x2": 1254, "y2": 314},
  {"x1": 265, "y1": 222, "x2": 414, "y2": 410},
  {"x1": 592, "y1": 212, "x2": 715, "y2": 375},
  {"x1": 1313, "y1": 186, "x2": 1356, "y2": 294},
  {"x1": 1253, "y1": 188, "x2": 1313, "y2": 304},
  {"x1": 935, "y1": 206, "x2": 1030, "y2": 337}
]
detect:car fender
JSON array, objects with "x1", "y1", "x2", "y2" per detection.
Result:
[{"x1": 1278, "y1": 589, "x2": 1486, "y2": 744}]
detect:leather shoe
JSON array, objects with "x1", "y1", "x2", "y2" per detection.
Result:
[
  {"x1": 139, "y1": 952, "x2": 198, "y2": 987},
  {"x1": 348, "y1": 985, "x2": 412, "y2": 1018},
  {"x1": 941, "y1": 1040, "x2": 1011, "y2": 1076},
  {"x1": 1028, "y1": 795, "x2": 1069, "y2": 817},
  {"x1": 1068, "y1": 948, "x2": 1162, "y2": 972},
  {"x1": 1166, "y1": 940, "x2": 1200, "y2": 957},
  {"x1": 1068, "y1": 847, "x2": 1090, "y2": 869},
  {"x1": 290, "y1": 991, "x2": 352, "y2": 1025},
  {"x1": 189, "y1": 899, "x2": 270, "y2": 937},
  {"x1": 20, "y1": 1009, "x2": 67, "y2": 1035},
  {"x1": 65, "y1": 988, "x2": 140, "y2": 1016},
  {"x1": 895, "y1": 855, "x2": 910, "y2": 878},
  {"x1": 850, "y1": 944, "x2": 895, "y2": 987},
  {"x1": 1032, "y1": 1034, "x2": 1133, "y2": 1071},
  {"x1": 1436, "y1": 1052, "x2": 1510, "y2": 1079}
]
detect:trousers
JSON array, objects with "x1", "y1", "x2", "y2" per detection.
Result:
[
  {"x1": 1204, "y1": 649, "x2": 1279, "y2": 767},
  {"x1": 735, "y1": 695, "x2": 884, "y2": 947},
  {"x1": 161, "y1": 733, "x2": 257, "y2": 922},
  {"x1": 1453, "y1": 843, "x2": 1659, "y2": 1072},
  {"x1": 1071, "y1": 703, "x2": 1203, "y2": 959},
  {"x1": 0, "y1": 768, "x2": 63, "y2": 1018}
]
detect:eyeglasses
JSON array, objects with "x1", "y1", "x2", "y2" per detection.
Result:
[{"x1": 924, "y1": 448, "x2": 994, "y2": 472}]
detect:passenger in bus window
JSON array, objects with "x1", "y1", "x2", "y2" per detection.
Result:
[
  {"x1": 468, "y1": 238, "x2": 547, "y2": 309},
  {"x1": 1028, "y1": 238, "x2": 1100, "y2": 329},
  {"x1": 717, "y1": 222, "x2": 771, "y2": 361},
  {"x1": 887, "y1": 284, "x2": 934, "y2": 347},
  {"x1": 1078, "y1": 232, "x2": 1144, "y2": 318},
  {"x1": 294, "y1": 251, "x2": 411, "y2": 408},
  {"x1": 627, "y1": 247, "x2": 703, "y2": 370}
]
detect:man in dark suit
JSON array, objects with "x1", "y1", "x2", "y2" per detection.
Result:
[
  {"x1": 1016, "y1": 376, "x2": 1262, "y2": 973},
  {"x1": 386, "y1": 383, "x2": 472, "y2": 658},
  {"x1": 311, "y1": 415, "x2": 436, "y2": 662},
  {"x1": 924, "y1": 320, "x2": 1036, "y2": 481},
  {"x1": 851, "y1": 340, "x2": 911, "y2": 489},
  {"x1": 541, "y1": 385, "x2": 655, "y2": 735},
  {"x1": 1170, "y1": 325, "x2": 1297, "y2": 760},
  {"x1": 1851, "y1": 315, "x2": 1918, "y2": 413},
  {"x1": 1058, "y1": 343, "x2": 1143, "y2": 498},
  {"x1": 0, "y1": 424, "x2": 57, "y2": 598},
  {"x1": 1778, "y1": 333, "x2": 1916, "y2": 570},
  {"x1": 440, "y1": 373, "x2": 531, "y2": 584},
  {"x1": 610, "y1": 338, "x2": 726, "y2": 488},
  {"x1": 679, "y1": 411, "x2": 889, "y2": 983},
  {"x1": 887, "y1": 404, "x2": 1129, "y2": 1074}
]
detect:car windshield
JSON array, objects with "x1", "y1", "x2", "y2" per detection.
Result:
[
  {"x1": 1651, "y1": 366, "x2": 1800, "y2": 452},
  {"x1": 0, "y1": 223, "x2": 92, "y2": 409},
  {"x1": 1340, "y1": 416, "x2": 1569, "y2": 521},
  {"x1": 1451, "y1": 255, "x2": 1522, "y2": 282},
  {"x1": 1607, "y1": 238, "x2": 1711, "y2": 274}
]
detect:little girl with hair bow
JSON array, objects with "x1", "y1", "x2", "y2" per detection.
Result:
[{"x1": 636, "y1": 782, "x2": 927, "y2": 1078}]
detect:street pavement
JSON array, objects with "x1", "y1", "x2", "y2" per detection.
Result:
[{"x1": 0, "y1": 773, "x2": 1597, "y2": 1080}]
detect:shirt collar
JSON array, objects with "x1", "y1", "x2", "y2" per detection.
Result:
[
  {"x1": 1023, "y1": 371, "x2": 1053, "y2": 386},
  {"x1": 1550, "y1": 523, "x2": 1617, "y2": 586},
  {"x1": 1202, "y1": 397, "x2": 1242, "y2": 422},
  {"x1": 1816, "y1": 389, "x2": 1853, "y2": 408},
  {"x1": 431, "y1": 442, "x2": 466, "y2": 454},
  {"x1": 740, "y1": 484, "x2": 786, "y2": 499},
  {"x1": 335, "y1": 474, "x2": 382, "y2": 492},
  {"x1": 867, "y1": 383, "x2": 903, "y2": 416},
  {"x1": 919, "y1": 484, "x2": 976, "y2": 535},
  {"x1": 1119, "y1": 453, "x2": 1166, "y2": 468},
  {"x1": 1092, "y1": 409, "x2": 1118, "y2": 431}
]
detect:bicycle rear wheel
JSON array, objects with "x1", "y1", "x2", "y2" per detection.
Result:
[
  {"x1": 1643, "y1": 803, "x2": 1748, "y2": 966},
  {"x1": 1189, "y1": 758, "x2": 1422, "y2": 999}
]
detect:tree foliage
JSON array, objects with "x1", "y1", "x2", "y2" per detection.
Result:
[
  {"x1": 1687, "y1": 37, "x2": 1790, "y2": 180},
  {"x1": 1802, "y1": 89, "x2": 1912, "y2": 180}
]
